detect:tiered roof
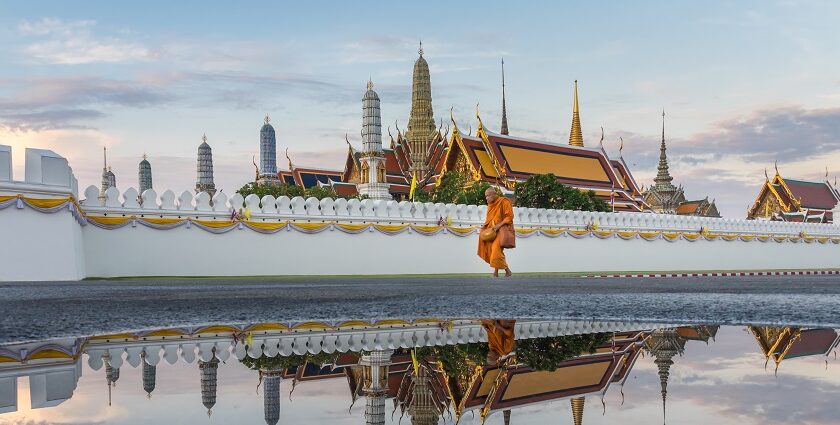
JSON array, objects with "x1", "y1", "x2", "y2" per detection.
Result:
[
  {"x1": 440, "y1": 115, "x2": 647, "y2": 212},
  {"x1": 747, "y1": 169, "x2": 840, "y2": 222}
]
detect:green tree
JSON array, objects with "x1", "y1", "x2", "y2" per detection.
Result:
[
  {"x1": 236, "y1": 182, "x2": 304, "y2": 199},
  {"x1": 408, "y1": 171, "x2": 491, "y2": 205},
  {"x1": 514, "y1": 173, "x2": 609, "y2": 212},
  {"x1": 239, "y1": 351, "x2": 337, "y2": 371},
  {"x1": 516, "y1": 333, "x2": 611, "y2": 372},
  {"x1": 457, "y1": 180, "x2": 491, "y2": 205},
  {"x1": 236, "y1": 182, "x2": 366, "y2": 200}
]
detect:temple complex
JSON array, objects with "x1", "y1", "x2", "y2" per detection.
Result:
[
  {"x1": 138, "y1": 154, "x2": 152, "y2": 194},
  {"x1": 251, "y1": 48, "x2": 649, "y2": 211},
  {"x1": 642, "y1": 112, "x2": 719, "y2": 217},
  {"x1": 746, "y1": 165, "x2": 840, "y2": 222},
  {"x1": 195, "y1": 134, "x2": 216, "y2": 197}
]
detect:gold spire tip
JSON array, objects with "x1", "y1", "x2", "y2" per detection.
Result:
[{"x1": 367, "y1": 79, "x2": 374, "y2": 91}]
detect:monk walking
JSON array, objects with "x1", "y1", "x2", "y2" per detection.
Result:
[{"x1": 478, "y1": 187, "x2": 513, "y2": 277}]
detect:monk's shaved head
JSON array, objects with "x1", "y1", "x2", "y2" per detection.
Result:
[{"x1": 484, "y1": 186, "x2": 499, "y2": 203}]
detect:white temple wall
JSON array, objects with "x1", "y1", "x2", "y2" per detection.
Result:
[
  {"x1": 2, "y1": 208, "x2": 85, "y2": 281},
  {"x1": 80, "y1": 221, "x2": 840, "y2": 278}
]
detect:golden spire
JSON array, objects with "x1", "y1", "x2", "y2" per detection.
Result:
[
  {"x1": 571, "y1": 397, "x2": 585, "y2": 425},
  {"x1": 569, "y1": 80, "x2": 584, "y2": 147},
  {"x1": 500, "y1": 58, "x2": 509, "y2": 135}
]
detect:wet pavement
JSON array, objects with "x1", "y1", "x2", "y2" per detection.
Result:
[{"x1": 2, "y1": 274, "x2": 840, "y2": 343}]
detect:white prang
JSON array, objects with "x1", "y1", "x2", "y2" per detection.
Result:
[{"x1": 356, "y1": 80, "x2": 391, "y2": 200}]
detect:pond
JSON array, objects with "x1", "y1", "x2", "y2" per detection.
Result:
[{"x1": 0, "y1": 319, "x2": 837, "y2": 425}]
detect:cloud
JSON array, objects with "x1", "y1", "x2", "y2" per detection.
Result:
[
  {"x1": 681, "y1": 106, "x2": 840, "y2": 163},
  {"x1": 0, "y1": 109, "x2": 106, "y2": 132},
  {"x1": 0, "y1": 76, "x2": 174, "y2": 131},
  {"x1": 17, "y1": 18, "x2": 158, "y2": 64}
]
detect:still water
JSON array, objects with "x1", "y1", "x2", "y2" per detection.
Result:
[{"x1": 0, "y1": 319, "x2": 838, "y2": 425}]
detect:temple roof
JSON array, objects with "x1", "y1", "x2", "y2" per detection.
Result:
[
  {"x1": 441, "y1": 116, "x2": 647, "y2": 211},
  {"x1": 783, "y1": 178, "x2": 840, "y2": 210},
  {"x1": 748, "y1": 171, "x2": 840, "y2": 219}
]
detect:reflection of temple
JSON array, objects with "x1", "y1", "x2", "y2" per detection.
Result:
[
  {"x1": 748, "y1": 326, "x2": 840, "y2": 371},
  {"x1": 199, "y1": 356, "x2": 219, "y2": 416},
  {"x1": 104, "y1": 352, "x2": 120, "y2": 406},
  {"x1": 141, "y1": 351, "x2": 156, "y2": 398},
  {"x1": 642, "y1": 112, "x2": 719, "y2": 217},
  {"x1": 644, "y1": 329, "x2": 686, "y2": 423},
  {"x1": 0, "y1": 320, "x2": 724, "y2": 421},
  {"x1": 262, "y1": 369, "x2": 283, "y2": 425},
  {"x1": 746, "y1": 166, "x2": 840, "y2": 222}
]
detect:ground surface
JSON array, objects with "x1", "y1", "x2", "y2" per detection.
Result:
[{"x1": 2, "y1": 275, "x2": 839, "y2": 343}]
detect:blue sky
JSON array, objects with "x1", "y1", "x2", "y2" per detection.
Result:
[{"x1": 1, "y1": 1, "x2": 840, "y2": 217}]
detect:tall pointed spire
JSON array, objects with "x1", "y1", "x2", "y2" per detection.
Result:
[
  {"x1": 405, "y1": 42, "x2": 436, "y2": 175},
  {"x1": 569, "y1": 81, "x2": 584, "y2": 147},
  {"x1": 99, "y1": 147, "x2": 110, "y2": 202},
  {"x1": 500, "y1": 58, "x2": 509, "y2": 135},
  {"x1": 654, "y1": 110, "x2": 674, "y2": 188}
]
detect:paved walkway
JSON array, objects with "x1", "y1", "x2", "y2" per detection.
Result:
[{"x1": 2, "y1": 274, "x2": 839, "y2": 343}]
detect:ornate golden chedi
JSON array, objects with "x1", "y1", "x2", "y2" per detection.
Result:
[{"x1": 642, "y1": 111, "x2": 719, "y2": 217}]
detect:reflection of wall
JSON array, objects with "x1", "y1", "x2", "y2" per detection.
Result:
[
  {"x1": 0, "y1": 361, "x2": 82, "y2": 413},
  {"x1": 0, "y1": 377, "x2": 16, "y2": 414}
]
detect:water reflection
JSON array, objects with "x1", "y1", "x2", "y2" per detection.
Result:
[{"x1": 0, "y1": 320, "x2": 838, "y2": 425}]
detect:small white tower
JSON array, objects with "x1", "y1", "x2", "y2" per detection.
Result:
[
  {"x1": 195, "y1": 134, "x2": 216, "y2": 197},
  {"x1": 357, "y1": 80, "x2": 391, "y2": 200}
]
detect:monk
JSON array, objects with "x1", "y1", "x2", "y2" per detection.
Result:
[
  {"x1": 478, "y1": 187, "x2": 513, "y2": 277},
  {"x1": 481, "y1": 319, "x2": 516, "y2": 365}
]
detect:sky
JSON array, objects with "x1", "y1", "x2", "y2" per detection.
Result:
[{"x1": 1, "y1": 1, "x2": 840, "y2": 217}]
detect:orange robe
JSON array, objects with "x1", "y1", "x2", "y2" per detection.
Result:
[
  {"x1": 477, "y1": 197, "x2": 514, "y2": 269},
  {"x1": 481, "y1": 319, "x2": 516, "y2": 358}
]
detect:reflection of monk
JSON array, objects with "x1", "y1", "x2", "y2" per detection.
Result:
[
  {"x1": 481, "y1": 319, "x2": 516, "y2": 365},
  {"x1": 478, "y1": 187, "x2": 513, "y2": 277}
]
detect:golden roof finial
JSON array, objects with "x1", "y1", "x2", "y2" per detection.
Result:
[
  {"x1": 599, "y1": 126, "x2": 604, "y2": 149},
  {"x1": 774, "y1": 160, "x2": 780, "y2": 176},
  {"x1": 367, "y1": 78, "x2": 374, "y2": 91},
  {"x1": 285, "y1": 147, "x2": 294, "y2": 170},
  {"x1": 569, "y1": 80, "x2": 584, "y2": 147}
]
